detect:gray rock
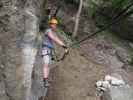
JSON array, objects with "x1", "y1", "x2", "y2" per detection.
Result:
[
  {"x1": 0, "y1": 0, "x2": 45, "y2": 100},
  {"x1": 0, "y1": 82, "x2": 6, "y2": 96},
  {"x1": 0, "y1": 82, "x2": 9, "y2": 100},
  {"x1": 0, "y1": 96, "x2": 9, "y2": 100},
  {"x1": 116, "y1": 47, "x2": 132, "y2": 64},
  {"x1": 102, "y1": 86, "x2": 133, "y2": 100},
  {"x1": 129, "y1": 43, "x2": 133, "y2": 49}
]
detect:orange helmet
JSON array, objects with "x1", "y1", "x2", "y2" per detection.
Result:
[{"x1": 48, "y1": 18, "x2": 58, "y2": 24}]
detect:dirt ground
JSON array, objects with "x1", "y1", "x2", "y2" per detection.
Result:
[
  {"x1": 45, "y1": 48, "x2": 107, "y2": 100},
  {"x1": 43, "y1": 36, "x2": 133, "y2": 100}
]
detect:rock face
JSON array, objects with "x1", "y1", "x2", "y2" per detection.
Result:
[
  {"x1": 0, "y1": 0, "x2": 45, "y2": 100},
  {"x1": 102, "y1": 86, "x2": 133, "y2": 100}
]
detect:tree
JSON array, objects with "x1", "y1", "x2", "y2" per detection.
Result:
[{"x1": 73, "y1": 0, "x2": 83, "y2": 38}]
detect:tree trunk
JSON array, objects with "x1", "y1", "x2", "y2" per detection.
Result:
[{"x1": 73, "y1": 0, "x2": 83, "y2": 38}]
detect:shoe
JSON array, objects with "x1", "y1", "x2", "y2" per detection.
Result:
[{"x1": 43, "y1": 79, "x2": 50, "y2": 87}]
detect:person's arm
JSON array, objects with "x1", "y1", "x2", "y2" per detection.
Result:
[{"x1": 47, "y1": 31, "x2": 66, "y2": 47}]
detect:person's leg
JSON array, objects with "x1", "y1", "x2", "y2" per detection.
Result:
[
  {"x1": 42, "y1": 55, "x2": 51, "y2": 87},
  {"x1": 43, "y1": 63, "x2": 49, "y2": 79}
]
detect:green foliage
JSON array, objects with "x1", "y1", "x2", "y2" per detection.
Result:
[
  {"x1": 56, "y1": 29, "x2": 80, "y2": 48},
  {"x1": 111, "y1": 0, "x2": 130, "y2": 9},
  {"x1": 89, "y1": 0, "x2": 133, "y2": 29},
  {"x1": 90, "y1": 0, "x2": 133, "y2": 18},
  {"x1": 89, "y1": 0, "x2": 99, "y2": 16},
  {"x1": 56, "y1": 18, "x2": 63, "y2": 25},
  {"x1": 129, "y1": 55, "x2": 133, "y2": 65}
]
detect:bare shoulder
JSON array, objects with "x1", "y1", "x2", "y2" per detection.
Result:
[{"x1": 45, "y1": 28, "x2": 52, "y2": 34}]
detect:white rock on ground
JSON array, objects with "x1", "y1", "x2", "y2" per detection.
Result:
[{"x1": 96, "y1": 73, "x2": 133, "y2": 100}]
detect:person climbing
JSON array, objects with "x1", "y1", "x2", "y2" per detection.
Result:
[{"x1": 42, "y1": 18, "x2": 68, "y2": 87}]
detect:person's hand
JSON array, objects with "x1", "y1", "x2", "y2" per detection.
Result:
[
  {"x1": 65, "y1": 48, "x2": 69, "y2": 54},
  {"x1": 62, "y1": 45, "x2": 69, "y2": 54}
]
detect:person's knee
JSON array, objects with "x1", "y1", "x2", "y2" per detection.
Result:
[{"x1": 43, "y1": 55, "x2": 51, "y2": 64}]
